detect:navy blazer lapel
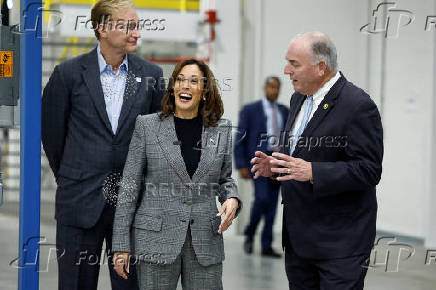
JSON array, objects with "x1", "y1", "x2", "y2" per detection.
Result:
[
  {"x1": 156, "y1": 115, "x2": 192, "y2": 184},
  {"x1": 116, "y1": 57, "x2": 142, "y2": 134},
  {"x1": 293, "y1": 74, "x2": 347, "y2": 156},
  {"x1": 81, "y1": 48, "x2": 113, "y2": 135},
  {"x1": 281, "y1": 94, "x2": 305, "y2": 154}
]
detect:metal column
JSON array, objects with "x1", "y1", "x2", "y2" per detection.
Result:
[{"x1": 18, "y1": 0, "x2": 42, "y2": 289}]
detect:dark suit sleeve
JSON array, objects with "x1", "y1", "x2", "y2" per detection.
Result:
[
  {"x1": 151, "y1": 67, "x2": 164, "y2": 113},
  {"x1": 311, "y1": 98, "x2": 383, "y2": 197},
  {"x1": 234, "y1": 106, "x2": 249, "y2": 169},
  {"x1": 42, "y1": 65, "x2": 71, "y2": 178}
]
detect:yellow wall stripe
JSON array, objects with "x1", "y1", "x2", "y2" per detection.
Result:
[{"x1": 51, "y1": 0, "x2": 199, "y2": 11}]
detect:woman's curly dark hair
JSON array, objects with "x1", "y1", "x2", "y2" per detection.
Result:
[{"x1": 159, "y1": 59, "x2": 224, "y2": 127}]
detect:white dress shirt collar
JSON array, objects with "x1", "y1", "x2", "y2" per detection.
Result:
[
  {"x1": 97, "y1": 44, "x2": 128, "y2": 74},
  {"x1": 311, "y1": 71, "x2": 341, "y2": 103}
]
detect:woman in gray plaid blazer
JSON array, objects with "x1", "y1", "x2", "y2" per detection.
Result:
[{"x1": 112, "y1": 59, "x2": 241, "y2": 289}]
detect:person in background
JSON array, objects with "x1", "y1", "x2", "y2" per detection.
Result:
[
  {"x1": 251, "y1": 31, "x2": 383, "y2": 290},
  {"x1": 41, "y1": 0, "x2": 164, "y2": 289},
  {"x1": 112, "y1": 59, "x2": 241, "y2": 290},
  {"x1": 234, "y1": 76, "x2": 289, "y2": 258}
]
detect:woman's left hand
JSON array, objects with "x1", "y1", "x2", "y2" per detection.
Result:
[{"x1": 216, "y1": 198, "x2": 239, "y2": 234}]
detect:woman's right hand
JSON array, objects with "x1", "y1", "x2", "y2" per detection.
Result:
[{"x1": 113, "y1": 251, "x2": 130, "y2": 279}]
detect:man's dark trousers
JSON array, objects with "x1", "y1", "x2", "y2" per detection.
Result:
[
  {"x1": 244, "y1": 176, "x2": 280, "y2": 250},
  {"x1": 56, "y1": 205, "x2": 139, "y2": 290}
]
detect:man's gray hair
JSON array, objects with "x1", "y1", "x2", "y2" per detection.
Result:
[{"x1": 293, "y1": 32, "x2": 338, "y2": 72}]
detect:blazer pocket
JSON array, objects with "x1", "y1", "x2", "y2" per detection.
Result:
[
  {"x1": 133, "y1": 214, "x2": 163, "y2": 232},
  {"x1": 211, "y1": 217, "x2": 221, "y2": 234}
]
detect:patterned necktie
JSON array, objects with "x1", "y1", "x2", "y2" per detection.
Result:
[
  {"x1": 271, "y1": 104, "x2": 280, "y2": 152},
  {"x1": 290, "y1": 95, "x2": 313, "y2": 155}
]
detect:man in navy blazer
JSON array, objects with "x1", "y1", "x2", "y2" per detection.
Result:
[
  {"x1": 235, "y1": 77, "x2": 289, "y2": 258},
  {"x1": 251, "y1": 32, "x2": 383, "y2": 289},
  {"x1": 41, "y1": 1, "x2": 164, "y2": 289}
]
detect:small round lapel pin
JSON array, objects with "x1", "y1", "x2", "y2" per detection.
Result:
[{"x1": 323, "y1": 104, "x2": 329, "y2": 110}]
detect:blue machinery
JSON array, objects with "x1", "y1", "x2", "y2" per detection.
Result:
[{"x1": 18, "y1": 0, "x2": 42, "y2": 289}]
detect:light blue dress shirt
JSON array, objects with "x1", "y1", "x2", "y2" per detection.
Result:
[
  {"x1": 97, "y1": 44, "x2": 128, "y2": 134},
  {"x1": 261, "y1": 97, "x2": 284, "y2": 151}
]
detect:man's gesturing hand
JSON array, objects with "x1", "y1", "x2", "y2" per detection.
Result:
[
  {"x1": 270, "y1": 152, "x2": 313, "y2": 182},
  {"x1": 250, "y1": 151, "x2": 277, "y2": 179}
]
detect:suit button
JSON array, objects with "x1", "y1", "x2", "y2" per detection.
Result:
[
  {"x1": 185, "y1": 200, "x2": 192, "y2": 206},
  {"x1": 190, "y1": 219, "x2": 194, "y2": 225}
]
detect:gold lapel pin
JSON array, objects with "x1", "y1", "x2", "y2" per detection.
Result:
[{"x1": 323, "y1": 104, "x2": 329, "y2": 110}]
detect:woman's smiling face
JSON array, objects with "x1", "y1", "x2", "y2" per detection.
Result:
[{"x1": 174, "y1": 64, "x2": 205, "y2": 118}]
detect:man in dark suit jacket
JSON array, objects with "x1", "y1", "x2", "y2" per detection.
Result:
[
  {"x1": 251, "y1": 32, "x2": 383, "y2": 289},
  {"x1": 41, "y1": 1, "x2": 164, "y2": 289},
  {"x1": 235, "y1": 77, "x2": 289, "y2": 258}
]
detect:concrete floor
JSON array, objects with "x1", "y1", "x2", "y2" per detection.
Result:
[{"x1": 1, "y1": 205, "x2": 436, "y2": 290}]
